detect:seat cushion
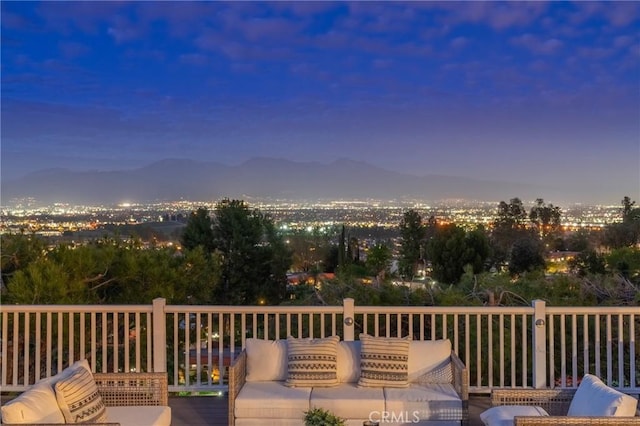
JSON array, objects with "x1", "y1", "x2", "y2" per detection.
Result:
[
  {"x1": 384, "y1": 383, "x2": 464, "y2": 422},
  {"x1": 358, "y1": 334, "x2": 410, "y2": 388},
  {"x1": 285, "y1": 335, "x2": 340, "y2": 387},
  {"x1": 105, "y1": 406, "x2": 171, "y2": 426},
  {"x1": 310, "y1": 383, "x2": 385, "y2": 419},
  {"x1": 567, "y1": 374, "x2": 639, "y2": 417},
  {"x1": 480, "y1": 406, "x2": 548, "y2": 426},
  {"x1": 244, "y1": 338, "x2": 288, "y2": 382},
  {"x1": 0, "y1": 381, "x2": 65, "y2": 424},
  {"x1": 235, "y1": 381, "x2": 311, "y2": 419}
]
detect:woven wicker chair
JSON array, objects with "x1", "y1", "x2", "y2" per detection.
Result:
[
  {"x1": 4, "y1": 372, "x2": 169, "y2": 426},
  {"x1": 490, "y1": 388, "x2": 640, "y2": 425}
]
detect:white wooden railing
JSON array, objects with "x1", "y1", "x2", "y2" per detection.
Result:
[{"x1": 1, "y1": 299, "x2": 637, "y2": 394}]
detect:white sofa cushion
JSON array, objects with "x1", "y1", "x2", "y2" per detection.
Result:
[
  {"x1": 408, "y1": 339, "x2": 453, "y2": 384},
  {"x1": 358, "y1": 334, "x2": 410, "y2": 388},
  {"x1": 105, "y1": 406, "x2": 172, "y2": 426},
  {"x1": 54, "y1": 366, "x2": 108, "y2": 423},
  {"x1": 310, "y1": 383, "x2": 385, "y2": 419},
  {"x1": 480, "y1": 406, "x2": 549, "y2": 426},
  {"x1": 567, "y1": 374, "x2": 639, "y2": 417},
  {"x1": 385, "y1": 383, "x2": 464, "y2": 421},
  {"x1": 235, "y1": 381, "x2": 311, "y2": 419},
  {"x1": 0, "y1": 381, "x2": 65, "y2": 424},
  {"x1": 286, "y1": 335, "x2": 340, "y2": 387},
  {"x1": 337, "y1": 340, "x2": 361, "y2": 383},
  {"x1": 245, "y1": 338, "x2": 288, "y2": 382}
]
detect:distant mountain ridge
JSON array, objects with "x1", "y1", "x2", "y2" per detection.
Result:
[{"x1": 1, "y1": 157, "x2": 555, "y2": 205}]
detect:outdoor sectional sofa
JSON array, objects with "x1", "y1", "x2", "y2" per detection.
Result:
[
  {"x1": 229, "y1": 335, "x2": 469, "y2": 426},
  {"x1": 1, "y1": 359, "x2": 171, "y2": 426}
]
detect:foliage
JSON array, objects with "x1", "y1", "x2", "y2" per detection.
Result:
[
  {"x1": 508, "y1": 233, "x2": 546, "y2": 275},
  {"x1": 529, "y1": 198, "x2": 561, "y2": 236},
  {"x1": 210, "y1": 199, "x2": 291, "y2": 305},
  {"x1": 304, "y1": 407, "x2": 345, "y2": 426},
  {"x1": 181, "y1": 207, "x2": 215, "y2": 252},
  {"x1": 398, "y1": 209, "x2": 426, "y2": 279},
  {"x1": 365, "y1": 243, "x2": 392, "y2": 279},
  {"x1": 428, "y1": 224, "x2": 490, "y2": 285}
]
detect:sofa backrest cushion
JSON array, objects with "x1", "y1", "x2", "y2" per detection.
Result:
[
  {"x1": 0, "y1": 381, "x2": 65, "y2": 424},
  {"x1": 337, "y1": 340, "x2": 361, "y2": 383},
  {"x1": 408, "y1": 339, "x2": 453, "y2": 384},
  {"x1": 567, "y1": 374, "x2": 639, "y2": 417},
  {"x1": 54, "y1": 366, "x2": 108, "y2": 423},
  {"x1": 245, "y1": 338, "x2": 288, "y2": 382},
  {"x1": 285, "y1": 335, "x2": 340, "y2": 387},
  {"x1": 357, "y1": 334, "x2": 410, "y2": 388}
]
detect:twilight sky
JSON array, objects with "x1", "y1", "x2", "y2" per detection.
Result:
[{"x1": 1, "y1": 1, "x2": 639, "y2": 204}]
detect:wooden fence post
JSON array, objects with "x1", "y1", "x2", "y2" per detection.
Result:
[
  {"x1": 152, "y1": 298, "x2": 167, "y2": 373},
  {"x1": 343, "y1": 298, "x2": 355, "y2": 341},
  {"x1": 532, "y1": 299, "x2": 547, "y2": 389}
]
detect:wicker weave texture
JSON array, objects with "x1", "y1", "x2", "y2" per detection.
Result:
[
  {"x1": 515, "y1": 416, "x2": 640, "y2": 425},
  {"x1": 228, "y1": 349, "x2": 246, "y2": 426},
  {"x1": 94, "y1": 372, "x2": 168, "y2": 407},
  {"x1": 492, "y1": 388, "x2": 640, "y2": 425}
]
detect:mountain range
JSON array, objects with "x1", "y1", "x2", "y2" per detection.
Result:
[{"x1": 1, "y1": 158, "x2": 559, "y2": 205}]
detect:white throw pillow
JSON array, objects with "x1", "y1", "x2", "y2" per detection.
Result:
[
  {"x1": 0, "y1": 381, "x2": 66, "y2": 424},
  {"x1": 567, "y1": 374, "x2": 639, "y2": 417},
  {"x1": 357, "y1": 333, "x2": 410, "y2": 388},
  {"x1": 285, "y1": 335, "x2": 340, "y2": 387},
  {"x1": 480, "y1": 406, "x2": 548, "y2": 426},
  {"x1": 245, "y1": 338, "x2": 288, "y2": 381},
  {"x1": 336, "y1": 340, "x2": 361, "y2": 383},
  {"x1": 408, "y1": 339, "x2": 453, "y2": 383},
  {"x1": 54, "y1": 366, "x2": 107, "y2": 423}
]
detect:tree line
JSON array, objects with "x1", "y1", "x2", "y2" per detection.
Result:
[{"x1": 1, "y1": 196, "x2": 638, "y2": 307}]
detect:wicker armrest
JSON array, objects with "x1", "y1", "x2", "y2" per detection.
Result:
[
  {"x1": 228, "y1": 349, "x2": 247, "y2": 426},
  {"x1": 491, "y1": 388, "x2": 576, "y2": 416},
  {"x1": 515, "y1": 416, "x2": 640, "y2": 425},
  {"x1": 93, "y1": 372, "x2": 168, "y2": 407},
  {"x1": 450, "y1": 350, "x2": 469, "y2": 426}
]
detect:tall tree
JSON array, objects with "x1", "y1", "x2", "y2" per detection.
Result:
[
  {"x1": 181, "y1": 207, "x2": 215, "y2": 252},
  {"x1": 529, "y1": 198, "x2": 562, "y2": 237},
  {"x1": 210, "y1": 199, "x2": 291, "y2": 305},
  {"x1": 428, "y1": 224, "x2": 490, "y2": 284},
  {"x1": 491, "y1": 197, "x2": 535, "y2": 269},
  {"x1": 398, "y1": 209, "x2": 426, "y2": 279}
]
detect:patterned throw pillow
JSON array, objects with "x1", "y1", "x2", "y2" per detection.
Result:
[
  {"x1": 54, "y1": 367, "x2": 107, "y2": 423},
  {"x1": 358, "y1": 333, "x2": 410, "y2": 388},
  {"x1": 285, "y1": 335, "x2": 340, "y2": 387}
]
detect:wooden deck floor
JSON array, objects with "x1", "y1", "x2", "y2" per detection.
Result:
[
  {"x1": 169, "y1": 393, "x2": 492, "y2": 426},
  {"x1": 1, "y1": 393, "x2": 491, "y2": 425}
]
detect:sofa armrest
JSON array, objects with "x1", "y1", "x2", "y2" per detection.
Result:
[
  {"x1": 491, "y1": 388, "x2": 576, "y2": 416},
  {"x1": 450, "y1": 350, "x2": 469, "y2": 426},
  {"x1": 93, "y1": 372, "x2": 168, "y2": 407},
  {"x1": 514, "y1": 416, "x2": 640, "y2": 425},
  {"x1": 228, "y1": 349, "x2": 247, "y2": 426},
  {"x1": 450, "y1": 350, "x2": 469, "y2": 401}
]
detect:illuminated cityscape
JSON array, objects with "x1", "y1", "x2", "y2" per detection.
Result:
[{"x1": 0, "y1": 197, "x2": 624, "y2": 241}]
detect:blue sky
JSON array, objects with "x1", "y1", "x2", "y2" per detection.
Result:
[{"x1": 1, "y1": 1, "x2": 639, "y2": 204}]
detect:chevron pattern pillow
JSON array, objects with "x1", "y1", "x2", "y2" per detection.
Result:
[
  {"x1": 285, "y1": 335, "x2": 340, "y2": 387},
  {"x1": 358, "y1": 333, "x2": 410, "y2": 388},
  {"x1": 54, "y1": 366, "x2": 107, "y2": 423}
]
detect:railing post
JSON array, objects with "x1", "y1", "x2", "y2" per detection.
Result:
[
  {"x1": 532, "y1": 299, "x2": 547, "y2": 389},
  {"x1": 343, "y1": 298, "x2": 355, "y2": 341},
  {"x1": 152, "y1": 298, "x2": 167, "y2": 373}
]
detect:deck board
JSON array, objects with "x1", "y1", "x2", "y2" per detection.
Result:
[
  {"x1": 169, "y1": 394, "x2": 492, "y2": 426},
  {"x1": 1, "y1": 393, "x2": 491, "y2": 425}
]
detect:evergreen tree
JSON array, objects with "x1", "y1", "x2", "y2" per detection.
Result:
[{"x1": 398, "y1": 209, "x2": 426, "y2": 279}]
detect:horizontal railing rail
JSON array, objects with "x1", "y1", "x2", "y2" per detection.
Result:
[{"x1": 0, "y1": 299, "x2": 637, "y2": 395}]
